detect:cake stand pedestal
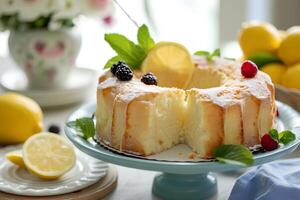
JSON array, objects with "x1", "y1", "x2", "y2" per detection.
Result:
[
  {"x1": 153, "y1": 173, "x2": 217, "y2": 200},
  {"x1": 65, "y1": 102, "x2": 300, "y2": 200}
]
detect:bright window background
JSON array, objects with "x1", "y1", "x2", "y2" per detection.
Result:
[
  {"x1": 77, "y1": 0, "x2": 219, "y2": 70},
  {"x1": 0, "y1": 0, "x2": 219, "y2": 70},
  {"x1": 1, "y1": 0, "x2": 299, "y2": 70}
]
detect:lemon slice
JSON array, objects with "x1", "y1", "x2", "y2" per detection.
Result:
[
  {"x1": 141, "y1": 42, "x2": 194, "y2": 88},
  {"x1": 23, "y1": 133, "x2": 76, "y2": 179},
  {"x1": 6, "y1": 150, "x2": 26, "y2": 168}
]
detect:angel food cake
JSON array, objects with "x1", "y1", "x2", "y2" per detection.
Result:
[{"x1": 96, "y1": 55, "x2": 276, "y2": 158}]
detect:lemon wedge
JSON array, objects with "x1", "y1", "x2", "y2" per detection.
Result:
[
  {"x1": 23, "y1": 133, "x2": 76, "y2": 179},
  {"x1": 6, "y1": 150, "x2": 26, "y2": 168},
  {"x1": 141, "y1": 42, "x2": 194, "y2": 88}
]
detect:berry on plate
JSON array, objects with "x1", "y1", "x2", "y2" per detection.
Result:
[
  {"x1": 48, "y1": 124, "x2": 60, "y2": 134},
  {"x1": 261, "y1": 134, "x2": 278, "y2": 151}
]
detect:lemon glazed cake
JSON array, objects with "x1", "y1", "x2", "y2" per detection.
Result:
[{"x1": 96, "y1": 57, "x2": 276, "y2": 158}]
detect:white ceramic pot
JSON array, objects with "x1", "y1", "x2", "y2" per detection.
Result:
[{"x1": 8, "y1": 28, "x2": 81, "y2": 89}]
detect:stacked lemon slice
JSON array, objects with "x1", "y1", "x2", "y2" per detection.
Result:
[
  {"x1": 6, "y1": 133, "x2": 76, "y2": 179},
  {"x1": 141, "y1": 42, "x2": 194, "y2": 88}
]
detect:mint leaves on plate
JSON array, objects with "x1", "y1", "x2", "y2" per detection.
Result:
[
  {"x1": 268, "y1": 129, "x2": 296, "y2": 145},
  {"x1": 104, "y1": 24, "x2": 155, "y2": 70},
  {"x1": 215, "y1": 129, "x2": 296, "y2": 166},
  {"x1": 215, "y1": 145, "x2": 253, "y2": 166},
  {"x1": 66, "y1": 117, "x2": 95, "y2": 140}
]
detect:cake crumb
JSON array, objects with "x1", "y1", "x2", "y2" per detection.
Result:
[
  {"x1": 188, "y1": 152, "x2": 197, "y2": 160},
  {"x1": 177, "y1": 152, "x2": 183, "y2": 156}
]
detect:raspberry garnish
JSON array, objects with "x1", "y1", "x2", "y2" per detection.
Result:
[
  {"x1": 261, "y1": 134, "x2": 278, "y2": 151},
  {"x1": 241, "y1": 60, "x2": 258, "y2": 78}
]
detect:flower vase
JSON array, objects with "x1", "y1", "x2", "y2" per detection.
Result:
[{"x1": 8, "y1": 28, "x2": 81, "y2": 89}]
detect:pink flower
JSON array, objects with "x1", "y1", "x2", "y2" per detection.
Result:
[
  {"x1": 103, "y1": 15, "x2": 113, "y2": 26},
  {"x1": 89, "y1": 0, "x2": 108, "y2": 9}
]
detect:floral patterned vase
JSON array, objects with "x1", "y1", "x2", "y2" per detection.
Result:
[{"x1": 8, "y1": 28, "x2": 81, "y2": 89}]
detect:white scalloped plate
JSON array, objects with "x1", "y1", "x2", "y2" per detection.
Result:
[{"x1": 0, "y1": 145, "x2": 108, "y2": 196}]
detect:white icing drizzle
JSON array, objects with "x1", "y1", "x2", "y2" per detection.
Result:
[
  {"x1": 98, "y1": 57, "x2": 274, "y2": 108},
  {"x1": 98, "y1": 75, "x2": 179, "y2": 103},
  {"x1": 190, "y1": 56, "x2": 273, "y2": 107}
]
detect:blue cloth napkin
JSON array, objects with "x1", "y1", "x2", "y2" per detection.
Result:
[{"x1": 229, "y1": 158, "x2": 300, "y2": 200}]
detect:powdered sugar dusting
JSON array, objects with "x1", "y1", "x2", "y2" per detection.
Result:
[{"x1": 98, "y1": 57, "x2": 274, "y2": 107}]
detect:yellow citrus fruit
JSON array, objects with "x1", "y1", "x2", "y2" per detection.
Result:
[
  {"x1": 281, "y1": 63, "x2": 300, "y2": 89},
  {"x1": 287, "y1": 26, "x2": 300, "y2": 33},
  {"x1": 141, "y1": 42, "x2": 193, "y2": 88},
  {"x1": 278, "y1": 30, "x2": 300, "y2": 65},
  {"x1": 23, "y1": 133, "x2": 76, "y2": 179},
  {"x1": 239, "y1": 21, "x2": 281, "y2": 57},
  {"x1": 279, "y1": 30, "x2": 287, "y2": 39},
  {"x1": 261, "y1": 63, "x2": 286, "y2": 84},
  {"x1": 6, "y1": 150, "x2": 26, "y2": 168},
  {"x1": 0, "y1": 92, "x2": 43, "y2": 145}
]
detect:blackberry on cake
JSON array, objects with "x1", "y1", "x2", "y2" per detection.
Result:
[
  {"x1": 141, "y1": 72, "x2": 158, "y2": 85},
  {"x1": 115, "y1": 64, "x2": 133, "y2": 81},
  {"x1": 110, "y1": 61, "x2": 126, "y2": 75}
]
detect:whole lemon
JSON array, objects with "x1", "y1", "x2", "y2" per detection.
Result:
[
  {"x1": 0, "y1": 93, "x2": 43, "y2": 144},
  {"x1": 281, "y1": 63, "x2": 300, "y2": 89},
  {"x1": 278, "y1": 30, "x2": 300, "y2": 65},
  {"x1": 261, "y1": 63, "x2": 286, "y2": 84},
  {"x1": 239, "y1": 21, "x2": 281, "y2": 58},
  {"x1": 279, "y1": 30, "x2": 287, "y2": 39},
  {"x1": 287, "y1": 26, "x2": 300, "y2": 34}
]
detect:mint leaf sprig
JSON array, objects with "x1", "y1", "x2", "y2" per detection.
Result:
[
  {"x1": 104, "y1": 24, "x2": 155, "y2": 70},
  {"x1": 194, "y1": 49, "x2": 236, "y2": 61},
  {"x1": 215, "y1": 145, "x2": 253, "y2": 166},
  {"x1": 268, "y1": 129, "x2": 296, "y2": 145},
  {"x1": 194, "y1": 48, "x2": 221, "y2": 61},
  {"x1": 215, "y1": 129, "x2": 296, "y2": 167},
  {"x1": 66, "y1": 117, "x2": 95, "y2": 140}
]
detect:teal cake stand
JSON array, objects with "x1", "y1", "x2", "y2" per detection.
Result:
[{"x1": 64, "y1": 101, "x2": 300, "y2": 200}]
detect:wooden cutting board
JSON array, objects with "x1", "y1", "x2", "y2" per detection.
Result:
[{"x1": 0, "y1": 165, "x2": 118, "y2": 200}]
